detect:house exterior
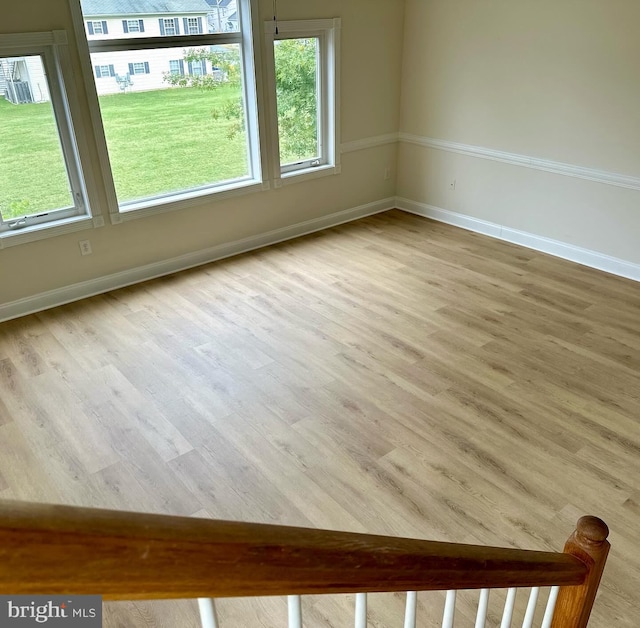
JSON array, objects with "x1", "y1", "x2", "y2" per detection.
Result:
[
  {"x1": 0, "y1": 56, "x2": 50, "y2": 104},
  {"x1": 1, "y1": 0, "x2": 238, "y2": 103},
  {"x1": 205, "y1": 0, "x2": 238, "y2": 33},
  {"x1": 82, "y1": 0, "x2": 214, "y2": 95}
]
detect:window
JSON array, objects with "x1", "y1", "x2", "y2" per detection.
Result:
[
  {"x1": 88, "y1": 21, "x2": 108, "y2": 36},
  {"x1": 80, "y1": 0, "x2": 262, "y2": 217},
  {"x1": 0, "y1": 32, "x2": 91, "y2": 242},
  {"x1": 129, "y1": 62, "x2": 149, "y2": 75},
  {"x1": 95, "y1": 64, "x2": 115, "y2": 78},
  {"x1": 188, "y1": 59, "x2": 206, "y2": 76},
  {"x1": 161, "y1": 18, "x2": 179, "y2": 36},
  {"x1": 169, "y1": 59, "x2": 184, "y2": 75},
  {"x1": 123, "y1": 19, "x2": 144, "y2": 34},
  {"x1": 264, "y1": 19, "x2": 340, "y2": 184},
  {"x1": 185, "y1": 17, "x2": 202, "y2": 35}
]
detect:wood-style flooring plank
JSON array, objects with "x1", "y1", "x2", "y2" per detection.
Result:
[{"x1": 0, "y1": 209, "x2": 638, "y2": 627}]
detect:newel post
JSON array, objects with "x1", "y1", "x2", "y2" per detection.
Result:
[{"x1": 550, "y1": 516, "x2": 610, "y2": 628}]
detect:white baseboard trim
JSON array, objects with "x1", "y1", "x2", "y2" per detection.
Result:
[
  {"x1": 396, "y1": 197, "x2": 640, "y2": 282},
  {"x1": 398, "y1": 133, "x2": 640, "y2": 192},
  {"x1": 0, "y1": 198, "x2": 395, "y2": 323}
]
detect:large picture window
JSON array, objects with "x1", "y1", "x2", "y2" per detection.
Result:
[
  {"x1": 0, "y1": 32, "x2": 91, "y2": 241},
  {"x1": 78, "y1": 0, "x2": 262, "y2": 217},
  {"x1": 264, "y1": 19, "x2": 340, "y2": 185}
]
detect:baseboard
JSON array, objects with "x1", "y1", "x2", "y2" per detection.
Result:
[
  {"x1": 0, "y1": 198, "x2": 395, "y2": 323},
  {"x1": 396, "y1": 197, "x2": 640, "y2": 282}
]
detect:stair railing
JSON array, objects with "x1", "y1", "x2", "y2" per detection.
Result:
[{"x1": 0, "y1": 500, "x2": 609, "y2": 627}]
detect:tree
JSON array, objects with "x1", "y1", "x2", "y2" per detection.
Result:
[
  {"x1": 273, "y1": 38, "x2": 318, "y2": 162},
  {"x1": 162, "y1": 46, "x2": 241, "y2": 90},
  {"x1": 163, "y1": 39, "x2": 318, "y2": 161}
]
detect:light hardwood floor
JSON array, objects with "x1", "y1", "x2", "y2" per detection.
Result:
[{"x1": 0, "y1": 210, "x2": 639, "y2": 627}]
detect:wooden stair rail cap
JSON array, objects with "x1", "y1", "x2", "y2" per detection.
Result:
[{"x1": 0, "y1": 500, "x2": 590, "y2": 601}]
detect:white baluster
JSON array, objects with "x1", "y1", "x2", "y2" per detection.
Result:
[
  {"x1": 197, "y1": 598, "x2": 219, "y2": 628},
  {"x1": 442, "y1": 590, "x2": 457, "y2": 628},
  {"x1": 355, "y1": 593, "x2": 367, "y2": 628},
  {"x1": 541, "y1": 586, "x2": 560, "y2": 628},
  {"x1": 403, "y1": 591, "x2": 417, "y2": 628},
  {"x1": 522, "y1": 587, "x2": 540, "y2": 628},
  {"x1": 288, "y1": 595, "x2": 302, "y2": 628},
  {"x1": 500, "y1": 588, "x2": 517, "y2": 628},
  {"x1": 474, "y1": 589, "x2": 490, "y2": 628}
]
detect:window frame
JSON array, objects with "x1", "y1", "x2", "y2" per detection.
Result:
[
  {"x1": 70, "y1": 0, "x2": 268, "y2": 223},
  {"x1": 162, "y1": 18, "x2": 178, "y2": 36},
  {"x1": 263, "y1": 18, "x2": 341, "y2": 187},
  {"x1": 0, "y1": 30, "x2": 96, "y2": 246},
  {"x1": 125, "y1": 20, "x2": 142, "y2": 34},
  {"x1": 169, "y1": 59, "x2": 184, "y2": 76},
  {"x1": 89, "y1": 21, "x2": 106, "y2": 36},
  {"x1": 130, "y1": 61, "x2": 147, "y2": 75},
  {"x1": 95, "y1": 64, "x2": 113, "y2": 77},
  {"x1": 186, "y1": 17, "x2": 200, "y2": 35}
]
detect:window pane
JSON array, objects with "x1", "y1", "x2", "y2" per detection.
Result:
[
  {"x1": 91, "y1": 45, "x2": 249, "y2": 205},
  {"x1": 0, "y1": 55, "x2": 73, "y2": 220},
  {"x1": 274, "y1": 38, "x2": 319, "y2": 166}
]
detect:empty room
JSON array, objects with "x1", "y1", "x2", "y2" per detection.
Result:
[{"x1": 0, "y1": 0, "x2": 638, "y2": 626}]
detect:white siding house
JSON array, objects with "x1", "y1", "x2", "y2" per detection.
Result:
[
  {"x1": 82, "y1": 0, "x2": 212, "y2": 95},
  {"x1": 0, "y1": 56, "x2": 51, "y2": 104},
  {"x1": 1, "y1": 0, "x2": 229, "y2": 103}
]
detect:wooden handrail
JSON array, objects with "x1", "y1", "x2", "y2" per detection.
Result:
[{"x1": 0, "y1": 500, "x2": 592, "y2": 601}]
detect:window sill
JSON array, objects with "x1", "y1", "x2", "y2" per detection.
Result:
[
  {"x1": 0, "y1": 215, "x2": 97, "y2": 249},
  {"x1": 111, "y1": 179, "x2": 269, "y2": 224},
  {"x1": 275, "y1": 164, "x2": 341, "y2": 188}
]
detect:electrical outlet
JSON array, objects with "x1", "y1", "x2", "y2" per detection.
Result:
[
  {"x1": 384, "y1": 167, "x2": 392, "y2": 181},
  {"x1": 79, "y1": 240, "x2": 92, "y2": 256},
  {"x1": 449, "y1": 179, "x2": 457, "y2": 190}
]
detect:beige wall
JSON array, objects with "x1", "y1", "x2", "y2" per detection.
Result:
[
  {"x1": 0, "y1": 0, "x2": 405, "y2": 305},
  {"x1": 398, "y1": 0, "x2": 640, "y2": 264}
]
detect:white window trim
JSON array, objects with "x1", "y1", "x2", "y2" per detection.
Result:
[
  {"x1": 126, "y1": 20, "x2": 141, "y2": 33},
  {"x1": 162, "y1": 18, "x2": 177, "y2": 36},
  {"x1": 186, "y1": 18, "x2": 200, "y2": 35},
  {"x1": 69, "y1": 0, "x2": 268, "y2": 223},
  {"x1": 263, "y1": 18, "x2": 341, "y2": 188},
  {"x1": 0, "y1": 30, "x2": 99, "y2": 246}
]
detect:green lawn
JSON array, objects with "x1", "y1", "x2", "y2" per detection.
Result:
[
  {"x1": 0, "y1": 85, "x2": 247, "y2": 219},
  {"x1": 0, "y1": 97, "x2": 73, "y2": 219}
]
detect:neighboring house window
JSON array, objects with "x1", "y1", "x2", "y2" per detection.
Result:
[
  {"x1": 95, "y1": 64, "x2": 115, "y2": 78},
  {"x1": 169, "y1": 59, "x2": 184, "y2": 75},
  {"x1": 185, "y1": 17, "x2": 203, "y2": 35},
  {"x1": 129, "y1": 62, "x2": 150, "y2": 75},
  {"x1": 81, "y1": 0, "x2": 263, "y2": 217},
  {"x1": 0, "y1": 32, "x2": 91, "y2": 243},
  {"x1": 87, "y1": 21, "x2": 108, "y2": 36},
  {"x1": 264, "y1": 19, "x2": 341, "y2": 183},
  {"x1": 160, "y1": 18, "x2": 179, "y2": 36},
  {"x1": 188, "y1": 59, "x2": 206, "y2": 75},
  {"x1": 123, "y1": 19, "x2": 144, "y2": 34}
]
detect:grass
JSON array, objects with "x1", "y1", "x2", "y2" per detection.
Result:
[
  {"x1": 98, "y1": 84, "x2": 247, "y2": 203},
  {"x1": 0, "y1": 97, "x2": 73, "y2": 219},
  {"x1": 0, "y1": 85, "x2": 247, "y2": 219}
]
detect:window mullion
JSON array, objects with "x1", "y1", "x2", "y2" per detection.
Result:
[{"x1": 88, "y1": 33, "x2": 242, "y2": 54}]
